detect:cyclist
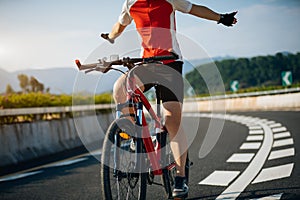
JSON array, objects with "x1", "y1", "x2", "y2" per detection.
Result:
[{"x1": 102, "y1": 0, "x2": 237, "y2": 198}]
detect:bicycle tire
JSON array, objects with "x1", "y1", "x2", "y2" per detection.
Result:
[{"x1": 101, "y1": 118, "x2": 147, "y2": 200}]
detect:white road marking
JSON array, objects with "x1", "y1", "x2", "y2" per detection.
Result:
[
  {"x1": 250, "y1": 193, "x2": 283, "y2": 200},
  {"x1": 47, "y1": 157, "x2": 88, "y2": 167},
  {"x1": 272, "y1": 127, "x2": 287, "y2": 133},
  {"x1": 0, "y1": 149, "x2": 99, "y2": 183},
  {"x1": 0, "y1": 170, "x2": 43, "y2": 182},
  {"x1": 273, "y1": 138, "x2": 294, "y2": 148},
  {"x1": 218, "y1": 121, "x2": 274, "y2": 199},
  {"x1": 185, "y1": 113, "x2": 295, "y2": 199},
  {"x1": 268, "y1": 148, "x2": 295, "y2": 160},
  {"x1": 269, "y1": 123, "x2": 282, "y2": 128},
  {"x1": 249, "y1": 129, "x2": 264, "y2": 134},
  {"x1": 252, "y1": 163, "x2": 294, "y2": 184},
  {"x1": 199, "y1": 171, "x2": 240, "y2": 186},
  {"x1": 240, "y1": 142, "x2": 261, "y2": 150},
  {"x1": 248, "y1": 126, "x2": 262, "y2": 130},
  {"x1": 227, "y1": 153, "x2": 255, "y2": 163},
  {"x1": 273, "y1": 131, "x2": 291, "y2": 139},
  {"x1": 89, "y1": 149, "x2": 102, "y2": 156},
  {"x1": 265, "y1": 121, "x2": 276, "y2": 125},
  {"x1": 246, "y1": 135, "x2": 264, "y2": 141}
]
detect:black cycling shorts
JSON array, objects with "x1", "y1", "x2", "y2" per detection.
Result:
[{"x1": 130, "y1": 61, "x2": 184, "y2": 103}]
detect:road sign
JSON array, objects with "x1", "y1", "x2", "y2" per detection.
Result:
[
  {"x1": 230, "y1": 80, "x2": 239, "y2": 92},
  {"x1": 281, "y1": 71, "x2": 292, "y2": 86}
]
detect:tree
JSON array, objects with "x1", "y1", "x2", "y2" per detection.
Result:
[
  {"x1": 185, "y1": 52, "x2": 300, "y2": 94},
  {"x1": 30, "y1": 76, "x2": 39, "y2": 92},
  {"x1": 5, "y1": 84, "x2": 15, "y2": 94},
  {"x1": 18, "y1": 74, "x2": 29, "y2": 93},
  {"x1": 36, "y1": 82, "x2": 44, "y2": 93}
]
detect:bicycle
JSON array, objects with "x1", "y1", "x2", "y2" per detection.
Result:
[{"x1": 75, "y1": 54, "x2": 191, "y2": 200}]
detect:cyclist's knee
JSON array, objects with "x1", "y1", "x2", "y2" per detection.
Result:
[{"x1": 113, "y1": 75, "x2": 127, "y2": 103}]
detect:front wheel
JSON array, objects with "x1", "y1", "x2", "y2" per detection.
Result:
[{"x1": 100, "y1": 118, "x2": 147, "y2": 200}]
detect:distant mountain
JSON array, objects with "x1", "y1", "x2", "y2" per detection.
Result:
[
  {"x1": 281, "y1": 51, "x2": 292, "y2": 56},
  {"x1": 0, "y1": 67, "x2": 121, "y2": 94},
  {"x1": 0, "y1": 68, "x2": 19, "y2": 93}
]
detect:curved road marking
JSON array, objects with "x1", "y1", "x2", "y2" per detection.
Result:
[
  {"x1": 189, "y1": 113, "x2": 295, "y2": 199},
  {"x1": 217, "y1": 121, "x2": 273, "y2": 199}
]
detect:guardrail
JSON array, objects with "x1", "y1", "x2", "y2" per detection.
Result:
[
  {"x1": 0, "y1": 104, "x2": 113, "y2": 117},
  {"x1": 0, "y1": 87, "x2": 299, "y2": 119},
  {"x1": 0, "y1": 104, "x2": 114, "y2": 124},
  {"x1": 185, "y1": 87, "x2": 300, "y2": 101}
]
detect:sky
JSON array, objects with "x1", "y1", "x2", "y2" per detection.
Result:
[{"x1": 0, "y1": 0, "x2": 300, "y2": 72}]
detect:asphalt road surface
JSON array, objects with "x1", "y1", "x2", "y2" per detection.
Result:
[{"x1": 0, "y1": 111, "x2": 299, "y2": 199}]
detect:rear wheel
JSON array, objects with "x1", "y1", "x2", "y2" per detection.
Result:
[{"x1": 101, "y1": 118, "x2": 147, "y2": 200}]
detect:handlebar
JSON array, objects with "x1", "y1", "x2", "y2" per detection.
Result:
[{"x1": 75, "y1": 53, "x2": 179, "y2": 74}]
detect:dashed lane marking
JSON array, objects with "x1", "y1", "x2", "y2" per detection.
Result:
[
  {"x1": 252, "y1": 163, "x2": 294, "y2": 184},
  {"x1": 269, "y1": 123, "x2": 282, "y2": 128},
  {"x1": 249, "y1": 129, "x2": 264, "y2": 134},
  {"x1": 265, "y1": 121, "x2": 276, "y2": 125},
  {"x1": 250, "y1": 193, "x2": 283, "y2": 200},
  {"x1": 189, "y1": 113, "x2": 296, "y2": 199},
  {"x1": 268, "y1": 148, "x2": 295, "y2": 160},
  {"x1": 217, "y1": 121, "x2": 274, "y2": 199},
  {"x1": 199, "y1": 171, "x2": 240, "y2": 187},
  {"x1": 273, "y1": 138, "x2": 294, "y2": 148},
  {"x1": 0, "y1": 149, "x2": 101, "y2": 183},
  {"x1": 248, "y1": 126, "x2": 262, "y2": 130},
  {"x1": 240, "y1": 142, "x2": 261, "y2": 150},
  {"x1": 0, "y1": 170, "x2": 43, "y2": 182},
  {"x1": 226, "y1": 153, "x2": 255, "y2": 163},
  {"x1": 246, "y1": 135, "x2": 264, "y2": 141},
  {"x1": 274, "y1": 131, "x2": 291, "y2": 139},
  {"x1": 47, "y1": 157, "x2": 88, "y2": 167},
  {"x1": 272, "y1": 127, "x2": 287, "y2": 133}
]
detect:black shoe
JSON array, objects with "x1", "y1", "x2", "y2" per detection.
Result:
[{"x1": 172, "y1": 176, "x2": 189, "y2": 198}]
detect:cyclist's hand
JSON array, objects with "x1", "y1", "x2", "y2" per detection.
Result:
[
  {"x1": 101, "y1": 33, "x2": 115, "y2": 44},
  {"x1": 218, "y1": 11, "x2": 238, "y2": 27}
]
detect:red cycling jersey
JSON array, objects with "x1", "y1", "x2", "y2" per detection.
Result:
[{"x1": 119, "y1": 0, "x2": 192, "y2": 60}]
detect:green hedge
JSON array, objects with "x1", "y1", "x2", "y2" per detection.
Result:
[{"x1": 0, "y1": 93, "x2": 113, "y2": 109}]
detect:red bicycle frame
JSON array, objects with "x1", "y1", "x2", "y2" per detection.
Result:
[{"x1": 115, "y1": 73, "x2": 175, "y2": 175}]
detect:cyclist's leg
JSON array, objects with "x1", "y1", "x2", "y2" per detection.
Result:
[
  {"x1": 163, "y1": 101, "x2": 188, "y2": 177},
  {"x1": 159, "y1": 61, "x2": 189, "y2": 198},
  {"x1": 113, "y1": 73, "x2": 145, "y2": 120},
  {"x1": 157, "y1": 61, "x2": 187, "y2": 177}
]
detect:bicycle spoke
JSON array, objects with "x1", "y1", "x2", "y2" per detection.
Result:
[{"x1": 101, "y1": 118, "x2": 147, "y2": 200}]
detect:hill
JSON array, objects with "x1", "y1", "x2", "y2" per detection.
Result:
[
  {"x1": 0, "y1": 68, "x2": 19, "y2": 93},
  {"x1": 185, "y1": 52, "x2": 300, "y2": 94}
]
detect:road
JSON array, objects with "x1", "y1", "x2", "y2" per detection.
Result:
[{"x1": 0, "y1": 111, "x2": 299, "y2": 199}]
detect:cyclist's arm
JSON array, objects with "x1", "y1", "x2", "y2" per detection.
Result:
[
  {"x1": 188, "y1": 4, "x2": 221, "y2": 22},
  {"x1": 108, "y1": 22, "x2": 127, "y2": 40}
]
